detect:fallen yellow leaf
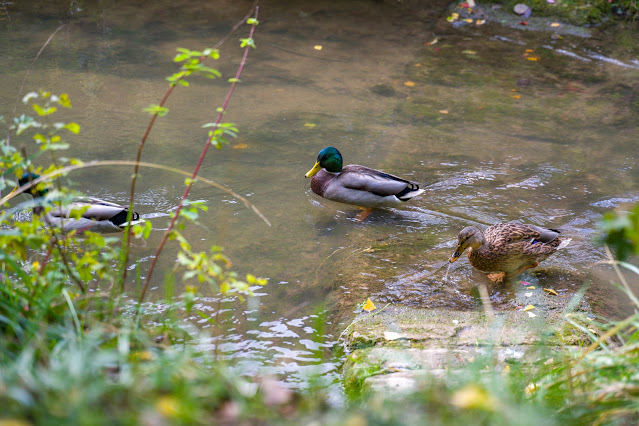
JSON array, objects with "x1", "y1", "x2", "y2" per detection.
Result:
[
  {"x1": 233, "y1": 143, "x2": 248, "y2": 149},
  {"x1": 438, "y1": 110, "x2": 449, "y2": 114},
  {"x1": 314, "y1": 45, "x2": 323, "y2": 50},
  {"x1": 527, "y1": 286, "x2": 536, "y2": 290},
  {"x1": 551, "y1": 22, "x2": 560, "y2": 27},
  {"x1": 527, "y1": 56, "x2": 541, "y2": 61},
  {"x1": 465, "y1": 18, "x2": 473, "y2": 23},
  {"x1": 525, "y1": 49, "x2": 534, "y2": 53},
  {"x1": 362, "y1": 298, "x2": 376, "y2": 312},
  {"x1": 303, "y1": 123, "x2": 316, "y2": 128},
  {"x1": 543, "y1": 288, "x2": 558, "y2": 296},
  {"x1": 475, "y1": 19, "x2": 486, "y2": 25},
  {"x1": 451, "y1": 385, "x2": 497, "y2": 411},
  {"x1": 523, "y1": 304, "x2": 535, "y2": 311},
  {"x1": 512, "y1": 95, "x2": 521, "y2": 99},
  {"x1": 404, "y1": 81, "x2": 415, "y2": 87}
]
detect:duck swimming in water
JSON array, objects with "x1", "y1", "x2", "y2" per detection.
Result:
[
  {"x1": 305, "y1": 147, "x2": 424, "y2": 221},
  {"x1": 449, "y1": 222, "x2": 570, "y2": 283},
  {"x1": 12, "y1": 172, "x2": 144, "y2": 234}
]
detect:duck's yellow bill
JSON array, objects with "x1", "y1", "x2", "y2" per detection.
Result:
[{"x1": 305, "y1": 161, "x2": 322, "y2": 178}]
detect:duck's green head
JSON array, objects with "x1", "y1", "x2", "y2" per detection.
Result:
[
  {"x1": 15, "y1": 172, "x2": 48, "y2": 198},
  {"x1": 305, "y1": 147, "x2": 343, "y2": 177}
]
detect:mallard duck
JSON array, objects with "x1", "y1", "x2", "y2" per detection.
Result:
[
  {"x1": 305, "y1": 147, "x2": 424, "y2": 221},
  {"x1": 449, "y1": 222, "x2": 570, "y2": 282},
  {"x1": 11, "y1": 172, "x2": 144, "y2": 233}
]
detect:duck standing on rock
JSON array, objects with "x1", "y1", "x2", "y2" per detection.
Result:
[
  {"x1": 449, "y1": 222, "x2": 570, "y2": 283},
  {"x1": 304, "y1": 147, "x2": 424, "y2": 221},
  {"x1": 11, "y1": 172, "x2": 144, "y2": 234}
]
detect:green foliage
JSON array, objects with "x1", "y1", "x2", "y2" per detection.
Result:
[
  {"x1": 599, "y1": 204, "x2": 639, "y2": 261},
  {"x1": 1, "y1": 89, "x2": 271, "y2": 423},
  {"x1": 202, "y1": 122, "x2": 238, "y2": 148}
]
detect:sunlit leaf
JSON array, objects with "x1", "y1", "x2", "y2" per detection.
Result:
[
  {"x1": 314, "y1": 45, "x2": 322, "y2": 51},
  {"x1": 523, "y1": 304, "x2": 535, "y2": 311},
  {"x1": 233, "y1": 143, "x2": 248, "y2": 149},
  {"x1": 543, "y1": 288, "x2": 558, "y2": 296},
  {"x1": 404, "y1": 81, "x2": 415, "y2": 87},
  {"x1": 303, "y1": 123, "x2": 316, "y2": 128},
  {"x1": 450, "y1": 385, "x2": 497, "y2": 411},
  {"x1": 362, "y1": 298, "x2": 376, "y2": 312}
]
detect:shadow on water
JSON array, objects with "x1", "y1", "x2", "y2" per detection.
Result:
[{"x1": 1, "y1": 0, "x2": 639, "y2": 392}]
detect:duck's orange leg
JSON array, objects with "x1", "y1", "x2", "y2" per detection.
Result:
[
  {"x1": 355, "y1": 207, "x2": 373, "y2": 222},
  {"x1": 487, "y1": 272, "x2": 506, "y2": 283}
]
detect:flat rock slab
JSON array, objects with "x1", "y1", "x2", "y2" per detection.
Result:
[
  {"x1": 342, "y1": 305, "x2": 587, "y2": 395},
  {"x1": 344, "y1": 305, "x2": 583, "y2": 352}
]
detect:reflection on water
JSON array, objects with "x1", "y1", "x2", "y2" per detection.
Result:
[{"x1": 1, "y1": 0, "x2": 639, "y2": 391}]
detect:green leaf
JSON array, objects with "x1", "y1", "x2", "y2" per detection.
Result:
[
  {"x1": 143, "y1": 105, "x2": 170, "y2": 117},
  {"x1": 64, "y1": 122, "x2": 80, "y2": 134},
  {"x1": 33, "y1": 104, "x2": 57, "y2": 116},
  {"x1": 58, "y1": 93, "x2": 72, "y2": 108},
  {"x1": 247, "y1": 18, "x2": 259, "y2": 25},
  {"x1": 239, "y1": 38, "x2": 256, "y2": 49},
  {"x1": 22, "y1": 92, "x2": 38, "y2": 103}
]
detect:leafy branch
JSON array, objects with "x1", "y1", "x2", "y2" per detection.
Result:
[{"x1": 136, "y1": 5, "x2": 262, "y2": 306}]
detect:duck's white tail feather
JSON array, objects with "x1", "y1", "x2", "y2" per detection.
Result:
[
  {"x1": 399, "y1": 188, "x2": 425, "y2": 201},
  {"x1": 558, "y1": 237, "x2": 572, "y2": 250}
]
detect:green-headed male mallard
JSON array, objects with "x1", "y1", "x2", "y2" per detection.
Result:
[
  {"x1": 12, "y1": 172, "x2": 144, "y2": 234},
  {"x1": 449, "y1": 222, "x2": 570, "y2": 282},
  {"x1": 305, "y1": 147, "x2": 424, "y2": 221}
]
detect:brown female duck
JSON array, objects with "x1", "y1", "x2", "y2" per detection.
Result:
[{"x1": 449, "y1": 222, "x2": 570, "y2": 282}]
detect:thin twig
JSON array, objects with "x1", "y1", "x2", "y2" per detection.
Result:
[
  {"x1": 477, "y1": 283, "x2": 495, "y2": 320},
  {"x1": 137, "y1": 7, "x2": 260, "y2": 306}
]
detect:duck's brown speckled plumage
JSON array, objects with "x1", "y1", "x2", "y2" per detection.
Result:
[{"x1": 451, "y1": 222, "x2": 567, "y2": 278}]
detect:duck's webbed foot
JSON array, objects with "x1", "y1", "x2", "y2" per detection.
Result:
[
  {"x1": 487, "y1": 272, "x2": 506, "y2": 283},
  {"x1": 355, "y1": 207, "x2": 373, "y2": 222}
]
